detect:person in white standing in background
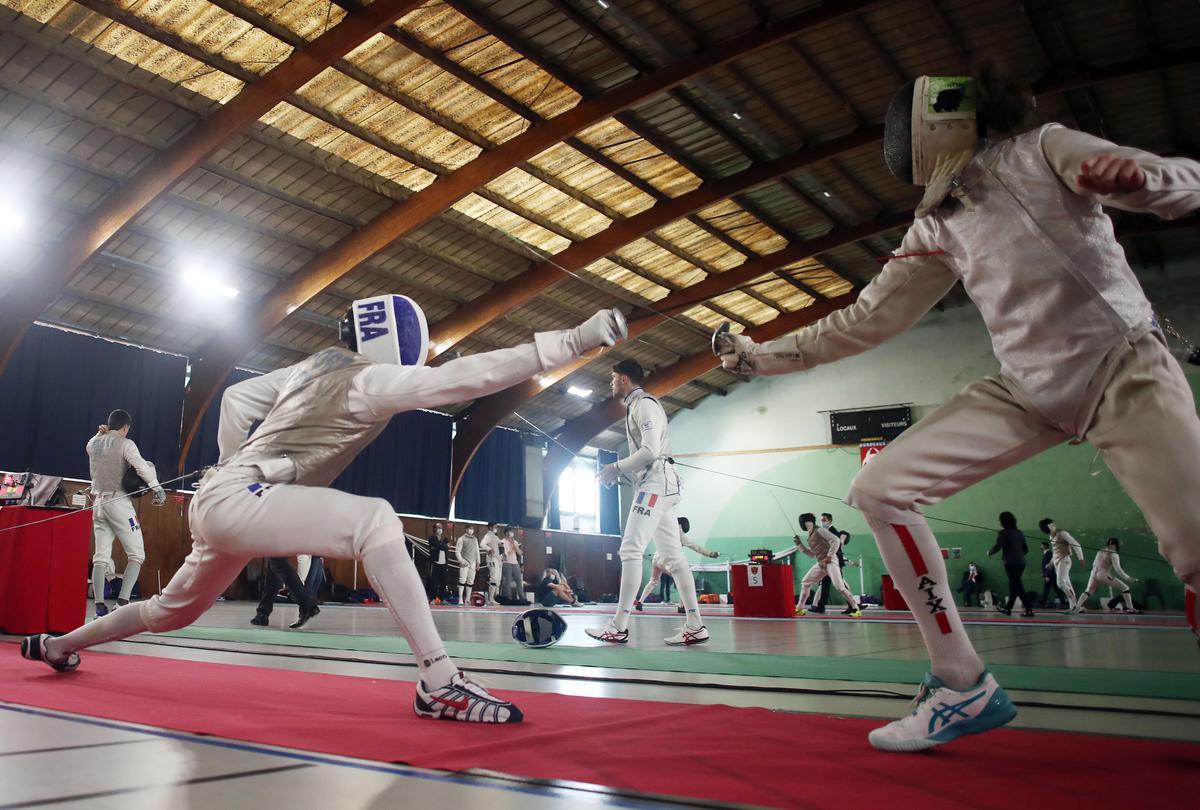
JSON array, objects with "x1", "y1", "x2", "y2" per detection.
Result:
[
  {"x1": 1077, "y1": 537, "x2": 1141, "y2": 614},
  {"x1": 479, "y1": 522, "x2": 503, "y2": 606},
  {"x1": 635, "y1": 517, "x2": 718, "y2": 612},
  {"x1": 23, "y1": 296, "x2": 626, "y2": 725},
  {"x1": 1039, "y1": 518, "x2": 1084, "y2": 612},
  {"x1": 591, "y1": 358, "x2": 708, "y2": 646},
  {"x1": 86, "y1": 408, "x2": 166, "y2": 617},
  {"x1": 455, "y1": 525, "x2": 481, "y2": 607}
]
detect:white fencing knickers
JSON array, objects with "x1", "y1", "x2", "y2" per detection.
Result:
[
  {"x1": 800, "y1": 561, "x2": 856, "y2": 608},
  {"x1": 91, "y1": 493, "x2": 145, "y2": 575},
  {"x1": 612, "y1": 490, "x2": 701, "y2": 631},
  {"x1": 1053, "y1": 557, "x2": 1078, "y2": 605},
  {"x1": 1084, "y1": 571, "x2": 1129, "y2": 594},
  {"x1": 458, "y1": 562, "x2": 478, "y2": 586}
]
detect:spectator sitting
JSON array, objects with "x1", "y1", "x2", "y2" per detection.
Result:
[
  {"x1": 958, "y1": 562, "x2": 983, "y2": 607},
  {"x1": 536, "y1": 568, "x2": 579, "y2": 607}
]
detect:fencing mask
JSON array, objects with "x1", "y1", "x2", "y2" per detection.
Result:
[
  {"x1": 339, "y1": 294, "x2": 429, "y2": 366},
  {"x1": 885, "y1": 75, "x2": 979, "y2": 194},
  {"x1": 512, "y1": 607, "x2": 567, "y2": 648}
]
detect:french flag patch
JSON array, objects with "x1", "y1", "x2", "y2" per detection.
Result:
[{"x1": 635, "y1": 492, "x2": 658, "y2": 508}]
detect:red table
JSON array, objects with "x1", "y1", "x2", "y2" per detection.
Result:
[
  {"x1": 731, "y1": 563, "x2": 795, "y2": 618},
  {"x1": 881, "y1": 574, "x2": 910, "y2": 611},
  {"x1": 0, "y1": 506, "x2": 91, "y2": 634}
]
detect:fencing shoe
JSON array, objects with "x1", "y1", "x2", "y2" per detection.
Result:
[
  {"x1": 250, "y1": 613, "x2": 270, "y2": 627},
  {"x1": 664, "y1": 625, "x2": 709, "y2": 646},
  {"x1": 414, "y1": 672, "x2": 523, "y2": 723},
  {"x1": 290, "y1": 605, "x2": 320, "y2": 629},
  {"x1": 21, "y1": 634, "x2": 80, "y2": 673},
  {"x1": 868, "y1": 671, "x2": 1016, "y2": 752},
  {"x1": 585, "y1": 623, "x2": 629, "y2": 644},
  {"x1": 94, "y1": 602, "x2": 108, "y2": 618}
]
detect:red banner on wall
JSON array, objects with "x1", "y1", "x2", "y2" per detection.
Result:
[{"x1": 860, "y1": 438, "x2": 888, "y2": 466}]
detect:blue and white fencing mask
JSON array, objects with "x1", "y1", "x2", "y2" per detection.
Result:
[
  {"x1": 512, "y1": 607, "x2": 567, "y2": 648},
  {"x1": 339, "y1": 294, "x2": 429, "y2": 366}
]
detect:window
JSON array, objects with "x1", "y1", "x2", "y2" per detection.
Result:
[{"x1": 556, "y1": 453, "x2": 599, "y2": 534}]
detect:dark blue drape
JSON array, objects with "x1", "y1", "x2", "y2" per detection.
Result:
[
  {"x1": 182, "y1": 367, "x2": 260, "y2": 476},
  {"x1": 333, "y1": 409, "x2": 452, "y2": 517},
  {"x1": 455, "y1": 427, "x2": 524, "y2": 524},
  {"x1": 597, "y1": 449, "x2": 621, "y2": 535},
  {"x1": 0, "y1": 325, "x2": 186, "y2": 480}
]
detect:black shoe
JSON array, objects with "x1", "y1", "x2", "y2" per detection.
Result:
[
  {"x1": 116, "y1": 598, "x2": 129, "y2": 607},
  {"x1": 634, "y1": 600, "x2": 643, "y2": 612},
  {"x1": 841, "y1": 606, "x2": 854, "y2": 615},
  {"x1": 290, "y1": 605, "x2": 320, "y2": 629},
  {"x1": 997, "y1": 608, "x2": 1012, "y2": 616},
  {"x1": 810, "y1": 606, "x2": 826, "y2": 614},
  {"x1": 1022, "y1": 610, "x2": 1035, "y2": 617},
  {"x1": 677, "y1": 605, "x2": 685, "y2": 614},
  {"x1": 250, "y1": 613, "x2": 270, "y2": 626}
]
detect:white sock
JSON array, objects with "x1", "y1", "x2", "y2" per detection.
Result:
[
  {"x1": 117, "y1": 561, "x2": 141, "y2": 602},
  {"x1": 864, "y1": 515, "x2": 984, "y2": 691},
  {"x1": 667, "y1": 559, "x2": 703, "y2": 630},
  {"x1": 638, "y1": 578, "x2": 656, "y2": 603},
  {"x1": 488, "y1": 584, "x2": 498, "y2": 603},
  {"x1": 838, "y1": 585, "x2": 860, "y2": 610},
  {"x1": 797, "y1": 585, "x2": 811, "y2": 607},
  {"x1": 1122, "y1": 590, "x2": 1134, "y2": 611},
  {"x1": 91, "y1": 562, "x2": 107, "y2": 603},
  {"x1": 612, "y1": 559, "x2": 643, "y2": 632},
  {"x1": 47, "y1": 601, "x2": 151, "y2": 660},
  {"x1": 361, "y1": 533, "x2": 458, "y2": 689}
]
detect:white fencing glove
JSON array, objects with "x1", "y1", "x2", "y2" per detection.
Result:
[
  {"x1": 570, "y1": 308, "x2": 627, "y2": 354},
  {"x1": 152, "y1": 488, "x2": 167, "y2": 506}
]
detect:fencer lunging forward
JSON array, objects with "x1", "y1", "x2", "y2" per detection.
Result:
[
  {"x1": 591, "y1": 359, "x2": 709, "y2": 646},
  {"x1": 22, "y1": 295, "x2": 626, "y2": 724},
  {"x1": 86, "y1": 409, "x2": 166, "y2": 617},
  {"x1": 1039, "y1": 518, "x2": 1084, "y2": 612},
  {"x1": 716, "y1": 70, "x2": 1200, "y2": 751},
  {"x1": 793, "y1": 513, "x2": 862, "y2": 618},
  {"x1": 1077, "y1": 537, "x2": 1140, "y2": 614}
]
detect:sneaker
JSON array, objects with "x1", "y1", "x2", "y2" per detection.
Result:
[
  {"x1": 1021, "y1": 610, "x2": 1035, "y2": 618},
  {"x1": 664, "y1": 625, "x2": 709, "y2": 646},
  {"x1": 290, "y1": 605, "x2": 320, "y2": 629},
  {"x1": 413, "y1": 672, "x2": 523, "y2": 723},
  {"x1": 634, "y1": 600, "x2": 643, "y2": 612},
  {"x1": 997, "y1": 608, "x2": 1012, "y2": 616},
  {"x1": 1075, "y1": 605, "x2": 1088, "y2": 614},
  {"x1": 810, "y1": 606, "x2": 827, "y2": 614},
  {"x1": 795, "y1": 608, "x2": 807, "y2": 616},
  {"x1": 847, "y1": 608, "x2": 862, "y2": 618},
  {"x1": 116, "y1": 598, "x2": 129, "y2": 607},
  {"x1": 1126, "y1": 608, "x2": 1143, "y2": 615},
  {"x1": 21, "y1": 634, "x2": 80, "y2": 673},
  {"x1": 250, "y1": 613, "x2": 270, "y2": 627},
  {"x1": 1064, "y1": 606, "x2": 1079, "y2": 615},
  {"x1": 585, "y1": 624, "x2": 629, "y2": 644},
  {"x1": 94, "y1": 602, "x2": 108, "y2": 618},
  {"x1": 868, "y1": 671, "x2": 1017, "y2": 752},
  {"x1": 841, "y1": 606, "x2": 855, "y2": 615}
]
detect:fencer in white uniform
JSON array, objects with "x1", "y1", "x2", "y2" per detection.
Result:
[
  {"x1": 479, "y1": 523, "x2": 503, "y2": 606},
  {"x1": 592, "y1": 359, "x2": 708, "y2": 646},
  {"x1": 454, "y1": 526, "x2": 480, "y2": 606},
  {"x1": 1039, "y1": 518, "x2": 1084, "y2": 612},
  {"x1": 1077, "y1": 538, "x2": 1140, "y2": 613},
  {"x1": 86, "y1": 409, "x2": 166, "y2": 617},
  {"x1": 793, "y1": 513, "x2": 862, "y2": 617},
  {"x1": 635, "y1": 517, "x2": 719, "y2": 610},
  {"x1": 23, "y1": 295, "x2": 626, "y2": 724},
  {"x1": 716, "y1": 72, "x2": 1200, "y2": 751}
]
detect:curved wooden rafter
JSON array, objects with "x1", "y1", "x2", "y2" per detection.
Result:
[
  {"x1": 447, "y1": 211, "x2": 912, "y2": 496},
  {"x1": 0, "y1": 0, "x2": 428, "y2": 374},
  {"x1": 177, "y1": 0, "x2": 884, "y2": 463}
]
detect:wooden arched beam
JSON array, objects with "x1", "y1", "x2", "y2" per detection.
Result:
[
  {"x1": 178, "y1": 0, "x2": 884, "y2": 465},
  {"x1": 448, "y1": 211, "x2": 912, "y2": 497},
  {"x1": 428, "y1": 126, "x2": 884, "y2": 357},
  {"x1": 0, "y1": 0, "x2": 427, "y2": 374},
  {"x1": 540, "y1": 293, "x2": 858, "y2": 504}
]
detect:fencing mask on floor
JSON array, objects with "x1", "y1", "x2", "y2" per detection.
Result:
[
  {"x1": 512, "y1": 607, "x2": 567, "y2": 648},
  {"x1": 339, "y1": 294, "x2": 429, "y2": 366}
]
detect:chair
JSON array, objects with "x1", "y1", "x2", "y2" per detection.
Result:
[{"x1": 1143, "y1": 578, "x2": 1166, "y2": 611}]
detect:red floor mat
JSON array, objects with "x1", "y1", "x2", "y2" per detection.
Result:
[{"x1": 2, "y1": 644, "x2": 1196, "y2": 809}]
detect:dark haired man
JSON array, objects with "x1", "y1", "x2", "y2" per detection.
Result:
[
  {"x1": 86, "y1": 409, "x2": 165, "y2": 617},
  {"x1": 591, "y1": 359, "x2": 708, "y2": 646}
]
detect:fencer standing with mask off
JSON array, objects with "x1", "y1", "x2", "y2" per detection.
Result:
[
  {"x1": 716, "y1": 69, "x2": 1200, "y2": 751},
  {"x1": 455, "y1": 525, "x2": 480, "y2": 606},
  {"x1": 1039, "y1": 518, "x2": 1084, "y2": 612},
  {"x1": 86, "y1": 409, "x2": 166, "y2": 617},
  {"x1": 590, "y1": 359, "x2": 709, "y2": 646},
  {"x1": 23, "y1": 295, "x2": 626, "y2": 724}
]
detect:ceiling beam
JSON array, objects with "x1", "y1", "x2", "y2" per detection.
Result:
[
  {"x1": 0, "y1": 0, "x2": 427, "y2": 374},
  {"x1": 428, "y1": 127, "x2": 882, "y2": 356},
  {"x1": 177, "y1": 0, "x2": 883, "y2": 465}
]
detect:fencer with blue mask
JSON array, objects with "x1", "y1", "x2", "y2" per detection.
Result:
[
  {"x1": 715, "y1": 68, "x2": 1200, "y2": 751},
  {"x1": 23, "y1": 296, "x2": 628, "y2": 724}
]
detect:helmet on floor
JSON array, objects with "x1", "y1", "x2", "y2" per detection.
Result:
[
  {"x1": 471, "y1": 591, "x2": 487, "y2": 607},
  {"x1": 512, "y1": 608, "x2": 567, "y2": 648}
]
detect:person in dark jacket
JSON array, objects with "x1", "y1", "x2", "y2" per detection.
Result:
[
  {"x1": 427, "y1": 523, "x2": 450, "y2": 604},
  {"x1": 988, "y1": 512, "x2": 1034, "y2": 617}
]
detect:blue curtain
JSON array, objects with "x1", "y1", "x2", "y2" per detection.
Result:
[
  {"x1": 182, "y1": 367, "x2": 260, "y2": 476},
  {"x1": 455, "y1": 427, "x2": 524, "y2": 524},
  {"x1": 0, "y1": 325, "x2": 186, "y2": 480},
  {"x1": 333, "y1": 409, "x2": 452, "y2": 517},
  {"x1": 597, "y1": 449, "x2": 621, "y2": 535}
]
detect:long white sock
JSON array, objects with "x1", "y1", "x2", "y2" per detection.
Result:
[
  {"x1": 361, "y1": 532, "x2": 458, "y2": 688},
  {"x1": 797, "y1": 584, "x2": 812, "y2": 608},
  {"x1": 667, "y1": 559, "x2": 703, "y2": 630},
  {"x1": 117, "y1": 561, "x2": 141, "y2": 602},
  {"x1": 638, "y1": 577, "x2": 657, "y2": 603},
  {"x1": 46, "y1": 602, "x2": 151, "y2": 660},
  {"x1": 837, "y1": 583, "x2": 860, "y2": 610},
  {"x1": 1061, "y1": 580, "x2": 1077, "y2": 609},
  {"x1": 488, "y1": 584, "x2": 498, "y2": 603},
  {"x1": 612, "y1": 559, "x2": 643, "y2": 632},
  {"x1": 91, "y1": 562, "x2": 107, "y2": 603},
  {"x1": 864, "y1": 514, "x2": 984, "y2": 691}
]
